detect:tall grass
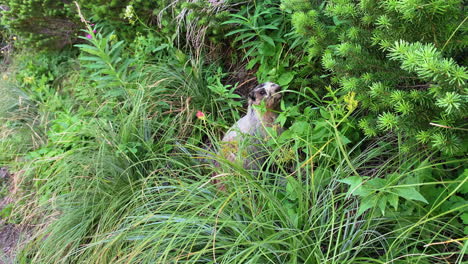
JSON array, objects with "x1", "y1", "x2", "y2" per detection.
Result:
[
  {"x1": 17, "y1": 90, "x2": 466, "y2": 263},
  {"x1": 0, "y1": 78, "x2": 37, "y2": 164}
]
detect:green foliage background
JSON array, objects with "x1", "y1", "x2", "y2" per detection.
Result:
[{"x1": 0, "y1": 0, "x2": 466, "y2": 263}]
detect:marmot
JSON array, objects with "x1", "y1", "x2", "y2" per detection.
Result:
[{"x1": 213, "y1": 82, "x2": 282, "y2": 188}]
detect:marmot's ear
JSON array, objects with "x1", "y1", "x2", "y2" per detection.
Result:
[{"x1": 248, "y1": 90, "x2": 256, "y2": 101}]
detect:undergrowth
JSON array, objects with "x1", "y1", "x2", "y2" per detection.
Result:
[{"x1": 0, "y1": 0, "x2": 466, "y2": 263}]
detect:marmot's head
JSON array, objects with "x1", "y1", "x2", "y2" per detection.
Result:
[{"x1": 248, "y1": 82, "x2": 282, "y2": 110}]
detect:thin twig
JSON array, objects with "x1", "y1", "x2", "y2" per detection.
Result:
[
  {"x1": 429, "y1": 122, "x2": 468, "y2": 131},
  {"x1": 424, "y1": 237, "x2": 465, "y2": 247},
  {"x1": 442, "y1": 15, "x2": 467, "y2": 51},
  {"x1": 74, "y1": 1, "x2": 88, "y2": 25},
  {"x1": 236, "y1": 77, "x2": 257, "y2": 89}
]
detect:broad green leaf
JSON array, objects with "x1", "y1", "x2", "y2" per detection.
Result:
[
  {"x1": 320, "y1": 108, "x2": 331, "y2": 119},
  {"x1": 276, "y1": 113, "x2": 287, "y2": 127},
  {"x1": 377, "y1": 195, "x2": 387, "y2": 216},
  {"x1": 234, "y1": 33, "x2": 256, "y2": 42},
  {"x1": 339, "y1": 176, "x2": 362, "y2": 186},
  {"x1": 277, "y1": 72, "x2": 296, "y2": 86},
  {"x1": 224, "y1": 14, "x2": 250, "y2": 22},
  {"x1": 339, "y1": 176, "x2": 370, "y2": 197},
  {"x1": 259, "y1": 43, "x2": 275, "y2": 56},
  {"x1": 287, "y1": 208, "x2": 299, "y2": 227},
  {"x1": 367, "y1": 178, "x2": 386, "y2": 189},
  {"x1": 395, "y1": 187, "x2": 428, "y2": 204},
  {"x1": 79, "y1": 56, "x2": 102, "y2": 62},
  {"x1": 388, "y1": 193, "x2": 399, "y2": 210},
  {"x1": 260, "y1": 35, "x2": 275, "y2": 47},
  {"x1": 357, "y1": 195, "x2": 378, "y2": 216},
  {"x1": 339, "y1": 134, "x2": 351, "y2": 145},
  {"x1": 286, "y1": 177, "x2": 299, "y2": 201},
  {"x1": 461, "y1": 213, "x2": 468, "y2": 224},
  {"x1": 290, "y1": 121, "x2": 309, "y2": 135}
]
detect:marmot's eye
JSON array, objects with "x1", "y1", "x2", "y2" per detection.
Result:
[{"x1": 259, "y1": 90, "x2": 266, "y2": 96}]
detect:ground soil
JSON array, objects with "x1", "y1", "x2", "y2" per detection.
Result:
[
  {"x1": 0, "y1": 220, "x2": 20, "y2": 264},
  {"x1": 0, "y1": 195, "x2": 19, "y2": 264},
  {"x1": 0, "y1": 168, "x2": 31, "y2": 264}
]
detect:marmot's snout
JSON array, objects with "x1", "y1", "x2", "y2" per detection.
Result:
[{"x1": 248, "y1": 82, "x2": 282, "y2": 109}]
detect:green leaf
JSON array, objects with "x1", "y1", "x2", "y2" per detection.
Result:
[
  {"x1": 259, "y1": 35, "x2": 275, "y2": 47},
  {"x1": 277, "y1": 72, "x2": 296, "y2": 86},
  {"x1": 388, "y1": 193, "x2": 399, "y2": 210},
  {"x1": 339, "y1": 176, "x2": 362, "y2": 186},
  {"x1": 357, "y1": 195, "x2": 378, "y2": 216},
  {"x1": 367, "y1": 178, "x2": 386, "y2": 189},
  {"x1": 224, "y1": 28, "x2": 252, "y2": 36},
  {"x1": 260, "y1": 25, "x2": 279, "y2": 30},
  {"x1": 152, "y1": 44, "x2": 169, "y2": 52},
  {"x1": 333, "y1": 16, "x2": 351, "y2": 26},
  {"x1": 286, "y1": 177, "x2": 300, "y2": 201},
  {"x1": 377, "y1": 195, "x2": 387, "y2": 216},
  {"x1": 338, "y1": 133, "x2": 351, "y2": 145},
  {"x1": 395, "y1": 187, "x2": 428, "y2": 204},
  {"x1": 290, "y1": 121, "x2": 309, "y2": 135},
  {"x1": 461, "y1": 213, "x2": 468, "y2": 224},
  {"x1": 246, "y1": 58, "x2": 259, "y2": 70},
  {"x1": 320, "y1": 108, "x2": 330, "y2": 119},
  {"x1": 339, "y1": 176, "x2": 371, "y2": 197},
  {"x1": 259, "y1": 43, "x2": 275, "y2": 56}
]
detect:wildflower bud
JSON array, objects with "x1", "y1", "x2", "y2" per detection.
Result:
[{"x1": 196, "y1": 110, "x2": 206, "y2": 120}]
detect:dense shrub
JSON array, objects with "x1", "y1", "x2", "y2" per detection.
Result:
[
  {"x1": 0, "y1": 0, "x2": 79, "y2": 48},
  {"x1": 282, "y1": 0, "x2": 467, "y2": 155},
  {"x1": 0, "y1": 0, "x2": 161, "y2": 48},
  {"x1": 0, "y1": 0, "x2": 241, "y2": 49}
]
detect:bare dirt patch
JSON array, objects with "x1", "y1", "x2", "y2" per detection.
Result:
[
  {"x1": 0, "y1": 167, "x2": 31, "y2": 264},
  {"x1": 0, "y1": 221, "x2": 20, "y2": 264}
]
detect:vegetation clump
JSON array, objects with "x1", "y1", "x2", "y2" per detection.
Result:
[{"x1": 0, "y1": 0, "x2": 466, "y2": 263}]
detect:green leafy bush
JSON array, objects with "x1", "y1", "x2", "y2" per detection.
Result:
[
  {"x1": 0, "y1": 0, "x2": 79, "y2": 48},
  {"x1": 0, "y1": 0, "x2": 165, "y2": 48},
  {"x1": 283, "y1": 0, "x2": 467, "y2": 155}
]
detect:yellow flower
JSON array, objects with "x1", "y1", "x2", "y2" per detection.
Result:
[
  {"x1": 109, "y1": 34, "x2": 117, "y2": 42},
  {"x1": 23, "y1": 76, "x2": 34, "y2": 84},
  {"x1": 343, "y1": 92, "x2": 359, "y2": 112},
  {"x1": 2, "y1": 74, "x2": 8, "y2": 81}
]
